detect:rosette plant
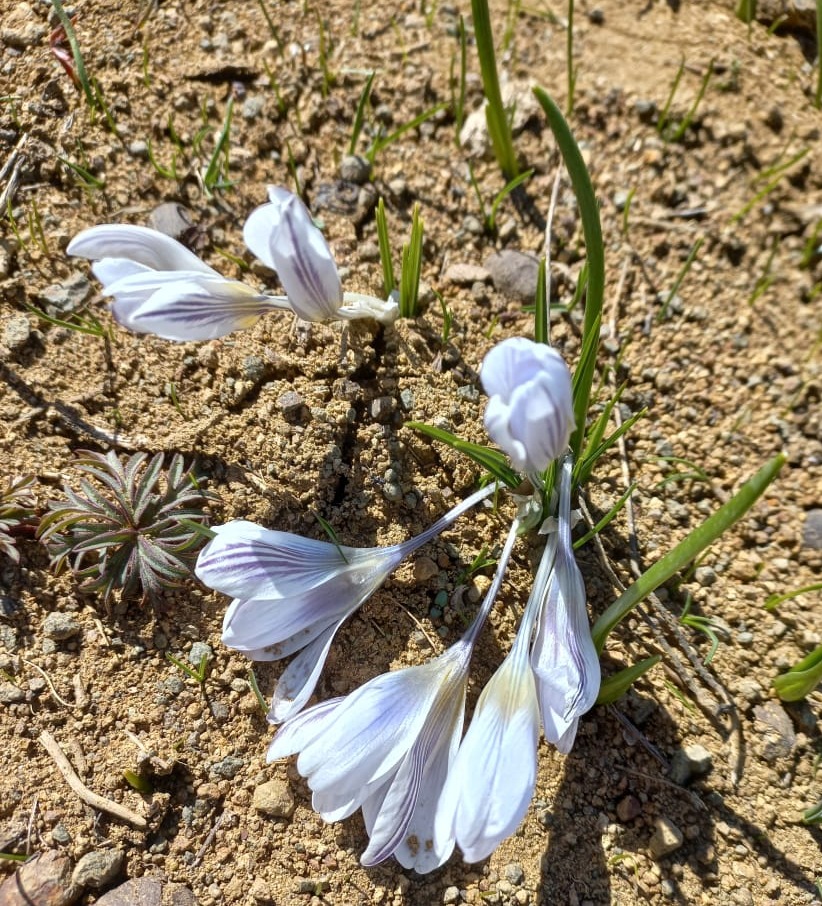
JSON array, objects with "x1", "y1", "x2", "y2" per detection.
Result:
[{"x1": 39, "y1": 450, "x2": 215, "y2": 603}]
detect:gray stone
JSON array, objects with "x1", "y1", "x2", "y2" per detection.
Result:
[
  {"x1": 277, "y1": 390, "x2": 307, "y2": 422},
  {"x1": 443, "y1": 263, "x2": 490, "y2": 286},
  {"x1": 634, "y1": 99, "x2": 657, "y2": 123},
  {"x1": 188, "y1": 642, "x2": 212, "y2": 668},
  {"x1": 242, "y1": 355, "x2": 266, "y2": 382},
  {"x1": 51, "y1": 823, "x2": 72, "y2": 845},
  {"x1": 127, "y1": 141, "x2": 148, "y2": 158},
  {"x1": 668, "y1": 744, "x2": 713, "y2": 784},
  {"x1": 456, "y1": 384, "x2": 479, "y2": 402},
  {"x1": 694, "y1": 566, "x2": 717, "y2": 587},
  {"x1": 42, "y1": 612, "x2": 81, "y2": 641},
  {"x1": 399, "y1": 388, "x2": 415, "y2": 411},
  {"x1": 40, "y1": 273, "x2": 91, "y2": 312},
  {"x1": 443, "y1": 886, "x2": 460, "y2": 904},
  {"x1": 71, "y1": 848, "x2": 124, "y2": 888},
  {"x1": 504, "y1": 862, "x2": 525, "y2": 885},
  {"x1": 753, "y1": 701, "x2": 796, "y2": 763},
  {"x1": 241, "y1": 95, "x2": 265, "y2": 120},
  {"x1": 0, "y1": 623, "x2": 19, "y2": 652},
  {"x1": 94, "y1": 878, "x2": 163, "y2": 906},
  {"x1": 253, "y1": 778, "x2": 296, "y2": 818},
  {"x1": 485, "y1": 250, "x2": 540, "y2": 303},
  {"x1": 802, "y1": 509, "x2": 822, "y2": 550},
  {"x1": 148, "y1": 203, "x2": 193, "y2": 241},
  {"x1": 339, "y1": 154, "x2": 371, "y2": 185},
  {"x1": 0, "y1": 682, "x2": 24, "y2": 704},
  {"x1": 370, "y1": 396, "x2": 396, "y2": 422},
  {"x1": 210, "y1": 755, "x2": 244, "y2": 779},
  {"x1": 3, "y1": 315, "x2": 30, "y2": 351},
  {"x1": 648, "y1": 817, "x2": 684, "y2": 859}
]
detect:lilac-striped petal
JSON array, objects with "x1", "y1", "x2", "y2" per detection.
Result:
[
  {"x1": 266, "y1": 696, "x2": 344, "y2": 761},
  {"x1": 68, "y1": 224, "x2": 219, "y2": 275},
  {"x1": 220, "y1": 583, "x2": 357, "y2": 656},
  {"x1": 268, "y1": 619, "x2": 342, "y2": 722},
  {"x1": 481, "y1": 337, "x2": 574, "y2": 474},
  {"x1": 435, "y1": 646, "x2": 540, "y2": 863},
  {"x1": 243, "y1": 187, "x2": 341, "y2": 321},
  {"x1": 531, "y1": 456, "x2": 600, "y2": 754},
  {"x1": 196, "y1": 520, "x2": 377, "y2": 600},
  {"x1": 362, "y1": 682, "x2": 464, "y2": 871},
  {"x1": 91, "y1": 258, "x2": 151, "y2": 287},
  {"x1": 110, "y1": 276, "x2": 282, "y2": 341}
]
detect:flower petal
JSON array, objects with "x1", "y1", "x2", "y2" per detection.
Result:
[
  {"x1": 243, "y1": 187, "x2": 341, "y2": 321},
  {"x1": 268, "y1": 619, "x2": 343, "y2": 722},
  {"x1": 266, "y1": 696, "x2": 344, "y2": 761},
  {"x1": 481, "y1": 337, "x2": 574, "y2": 474},
  {"x1": 68, "y1": 224, "x2": 218, "y2": 275},
  {"x1": 111, "y1": 276, "x2": 281, "y2": 341},
  {"x1": 196, "y1": 520, "x2": 367, "y2": 600},
  {"x1": 220, "y1": 584, "x2": 355, "y2": 656},
  {"x1": 296, "y1": 661, "x2": 450, "y2": 798},
  {"x1": 91, "y1": 258, "x2": 152, "y2": 287},
  {"x1": 435, "y1": 652, "x2": 539, "y2": 863}
]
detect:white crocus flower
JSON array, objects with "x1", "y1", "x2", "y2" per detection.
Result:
[
  {"x1": 267, "y1": 640, "x2": 471, "y2": 872},
  {"x1": 67, "y1": 224, "x2": 290, "y2": 341},
  {"x1": 481, "y1": 336, "x2": 575, "y2": 478},
  {"x1": 267, "y1": 515, "x2": 523, "y2": 872},
  {"x1": 195, "y1": 485, "x2": 496, "y2": 722},
  {"x1": 243, "y1": 186, "x2": 398, "y2": 325},
  {"x1": 434, "y1": 579, "x2": 541, "y2": 864},
  {"x1": 530, "y1": 454, "x2": 600, "y2": 754}
]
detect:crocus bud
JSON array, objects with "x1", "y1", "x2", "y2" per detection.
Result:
[{"x1": 481, "y1": 337, "x2": 574, "y2": 475}]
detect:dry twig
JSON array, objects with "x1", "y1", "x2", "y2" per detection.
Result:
[{"x1": 38, "y1": 731, "x2": 147, "y2": 830}]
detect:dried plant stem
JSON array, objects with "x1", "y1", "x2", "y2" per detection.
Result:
[{"x1": 38, "y1": 731, "x2": 147, "y2": 830}]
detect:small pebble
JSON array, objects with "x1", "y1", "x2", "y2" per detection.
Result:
[
  {"x1": 339, "y1": 154, "x2": 371, "y2": 184},
  {"x1": 649, "y1": 817, "x2": 684, "y2": 859},
  {"x1": 211, "y1": 756, "x2": 245, "y2": 779},
  {"x1": 253, "y1": 778, "x2": 296, "y2": 818},
  {"x1": 72, "y1": 848, "x2": 125, "y2": 888},
  {"x1": 42, "y1": 612, "x2": 82, "y2": 641},
  {"x1": 668, "y1": 744, "x2": 713, "y2": 784}
]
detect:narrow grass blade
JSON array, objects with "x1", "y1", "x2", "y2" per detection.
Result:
[
  {"x1": 765, "y1": 581, "x2": 822, "y2": 611},
  {"x1": 375, "y1": 197, "x2": 396, "y2": 297},
  {"x1": 50, "y1": 0, "x2": 95, "y2": 109},
  {"x1": 772, "y1": 644, "x2": 822, "y2": 702},
  {"x1": 591, "y1": 453, "x2": 786, "y2": 652},
  {"x1": 471, "y1": 0, "x2": 519, "y2": 178},
  {"x1": 533, "y1": 88, "x2": 605, "y2": 463},
  {"x1": 488, "y1": 168, "x2": 533, "y2": 231},
  {"x1": 658, "y1": 237, "x2": 703, "y2": 319},
  {"x1": 596, "y1": 655, "x2": 661, "y2": 705},
  {"x1": 534, "y1": 257, "x2": 548, "y2": 344},
  {"x1": 349, "y1": 71, "x2": 375, "y2": 155},
  {"x1": 407, "y1": 421, "x2": 521, "y2": 489},
  {"x1": 399, "y1": 203, "x2": 424, "y2": 318},
  {"x1": 566, "y1": 0, "x2": 576, "y2": 116}
]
